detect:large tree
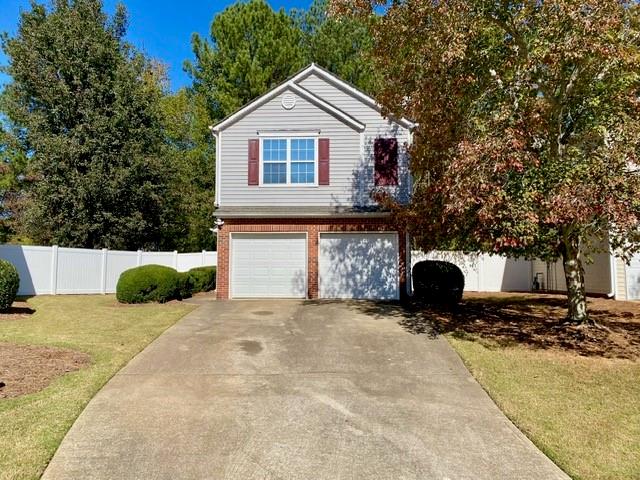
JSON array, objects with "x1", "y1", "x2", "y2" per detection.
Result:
[
  {"x1": 1, "y1": 0, "x2": 176, "y2": 250},
  {"x1": 161, "y1": 88, "x2": 216, "y2": 252},
  {"x1": 333, "y1": 0, "x2": 640, "y2": 323},
  {"x1": 293, "y1": 0, "x2": 378, "y2": 93},
  {"x1": 186, "y1": 0, "x2": 305, "y2": 120}
]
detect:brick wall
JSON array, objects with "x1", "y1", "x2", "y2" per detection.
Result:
[{"x1": 216, "y1": 217, "x2": 407, "y2": 300}]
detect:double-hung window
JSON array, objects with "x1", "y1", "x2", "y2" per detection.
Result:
[
  {"x1": 262, "y1": 139, "x2": 288, "y2": 184},
  {"x1": 261, "y1": 137, "x2": 316, "y2": 185}
]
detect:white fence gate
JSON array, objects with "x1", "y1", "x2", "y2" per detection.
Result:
[
  {"x1": 0, "y1": 245, "x2": 217, "y2": 296},
  {"x1": 411, "y1": 251, "x2": 532, "y2": 292}
]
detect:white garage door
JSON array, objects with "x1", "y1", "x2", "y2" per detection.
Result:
[
  {"x1": 231, "y1": 233, "x2": 307, "y2": 298},
  {"x1": 319, "y1": 232, "x2": 399, "y2": 300}
]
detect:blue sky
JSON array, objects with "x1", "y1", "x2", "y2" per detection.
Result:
[{"x1": 0, "y1": 0, "x2": 312, "y2": 91}]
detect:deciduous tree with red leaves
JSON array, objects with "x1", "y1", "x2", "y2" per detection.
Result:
[{"x1": 332, "y1": 0, "x2": 640, "y2": 324}]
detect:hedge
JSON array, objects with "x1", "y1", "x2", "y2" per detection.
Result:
[
  {"x1": 188, "y1": 266, "x2": 216, "y2": 293},
  {"x1": 412, "y1": 260, "x2": 465, "y2": 304},
  {"x1": 116, "y1": 265, "x2": 190, "y2": 304},
  {"x1": 0, "y1": 259, "x2": 20, "y2": 311}
]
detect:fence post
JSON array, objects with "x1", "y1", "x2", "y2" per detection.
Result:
[
  {"x1": 100, "y1": 248, "x2": 108, "y2": 294},
  {"x1": 173, "y1": 250, "x2": 178, "y2": 270},
  {"x1": 202, "y1": 250, "x2": 206, "y2": 267},
  {"x1": 50, "y1": 245, "x2": 58, "y2": 295},
  {"x1": 136, "y1": 249, "x2": 142, "y2": 267}
]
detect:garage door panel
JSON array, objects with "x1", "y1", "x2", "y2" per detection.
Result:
[
  {"x1": 319, "y1": 233, "x2": 399, "y2": 300},
  {"x1": 231, "y1": 233, "x2": 306, "y2": 298}
]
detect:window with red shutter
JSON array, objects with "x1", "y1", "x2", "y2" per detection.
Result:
[
  {"x1": 374, "y1": 138, "x2": 398, "y2": 186},
  {"x1": 318, "y1": 138, "x2": 330, "y2": 185}
]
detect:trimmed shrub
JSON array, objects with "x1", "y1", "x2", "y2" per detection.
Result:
[
  {"x1": 177, "y1": 272, "x2": 194, "y2": 300},
  {"x1": 188, "y1": 266, "x2": 216, "y2": 293},
  {"x1": 0, "y1": 259, "x2": 20, "y2": 311},
  {"x1": 116, "y1": 265, "x2": 185, "y2": 304},
  {"x1": 412, "y1": 260, "x2": 465, "y2": 304}
]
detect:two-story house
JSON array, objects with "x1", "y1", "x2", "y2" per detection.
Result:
[{"x1": 211, "y1": 64, "x2": 416, "y2": 300}]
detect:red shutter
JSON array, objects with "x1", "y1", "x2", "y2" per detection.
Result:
[
  {"x1": 318, "y1": 138, "x2": 330, "y2": 185},
  {"x1": 374, "y1": 138, "x2": 398, "y2": 186},
  {"x1": 248, "y1": 139, "x2": 259, "y2": 185}
]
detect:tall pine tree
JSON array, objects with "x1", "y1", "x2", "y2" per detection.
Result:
[{"x1": 186, "y1": 0, "x2": 305, "y2": 120}]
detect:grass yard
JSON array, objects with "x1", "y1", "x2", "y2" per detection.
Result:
[
  {"x1": 407, "y1": 293, "x2": 639, "y2": 480},
  {"x1": 0, "y1": 295, "x2": 195, "y2": 480}
]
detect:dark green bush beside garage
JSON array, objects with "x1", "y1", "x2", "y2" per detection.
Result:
[
  {"x1": 412, "y1": 260, "x2": 465, "y2": 304},
  {"x1": 116, "y1": 265, "x2": 187, "y2": 304},
  {"x1": 116, "y1": 264, "x2": 216, "y2": 304},
  {"x1": 188, "y1": 266, "x2": 216, "y2": 293}
]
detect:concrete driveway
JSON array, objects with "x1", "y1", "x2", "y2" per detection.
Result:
[{"x1": 43, "y1": 299, "x2": 569, "y2": 480}]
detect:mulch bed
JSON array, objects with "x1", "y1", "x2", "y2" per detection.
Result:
[
  {"x1": 0, "y1": 300, "x2": 35, "y2": 321},
  {"x1": 0, "y1": 343, "x2": 90, "y2": 399},
  {"x1": 399, "y1": 293, "x2": 640, "y2": 360}
]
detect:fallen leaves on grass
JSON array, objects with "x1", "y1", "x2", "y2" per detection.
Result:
[{"x1": 399, "y1": 293, "x2": 640, "y2": 359}]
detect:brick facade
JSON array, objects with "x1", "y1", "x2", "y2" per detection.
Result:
[{"x1": 216, "y1": 217, "x2": 407, "y2": 300}]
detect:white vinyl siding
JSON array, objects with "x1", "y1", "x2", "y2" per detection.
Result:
[
  {"x1": 231, "y1": 233, "x2": 307, "y2": 298},
  {"x1": 616, "y1": 257, "x2": 627, "y2": 300},
  {"x1": 298, "y1": 73, "x2": 412, "y2": 205},
  {"x1": 218, "y1": 76, "x2": 410, "y2": 207},
  {"x1": 319, "y1": 232, "x2": 399, "y2": 300}
]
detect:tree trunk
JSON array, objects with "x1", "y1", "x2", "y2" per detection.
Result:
[{"x1": 560, "y1": 235, "x2": 591, "y2": 324}]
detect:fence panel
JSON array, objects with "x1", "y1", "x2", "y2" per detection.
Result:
[
  {"x1": 0, "y1": 245, "x2": 53, "y2": 295},
  {"x1": 177, "y1": 253, "x2": 206, "y2": 272},
  {"x1": 0, "y1": 245, "x2": 217, "y2": 295},
  {"x1": 140, "y1": 251, "x2": 176, "y2": 269},
  {"x1": 411, "y1": 250, "x2": 531, "y2": 292},
  {"x1": 105, "y1": 250, "x2": 139, "y2": 292},
  {"x1": 56, "y1": 247, "x2": 104, "y2": 294}
]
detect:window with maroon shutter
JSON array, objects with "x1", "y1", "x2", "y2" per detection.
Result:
[
  {"x1": 318, "y1": 138, "x2": 330, "y2": 185},
  {"x1": 374, "y1": 138, "x2": 398, "y2": 186},
  {"x1": 247, "y1": 138, "x2": 259, "y2": 185}
]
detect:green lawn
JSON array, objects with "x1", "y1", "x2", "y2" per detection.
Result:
[
  {"x1": 448, "y1": 337, "x2": 640, "y2": 480},
  {"x1": 0, "y1": 295, "x2": 195, "y2": 480}
]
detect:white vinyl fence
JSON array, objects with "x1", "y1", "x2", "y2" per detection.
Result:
[
  {"x1": 411, "y1": 250, "x2": 533, "y2": 292},
  {"x1": 0, "y1": 245, "x2": 217, "y2": 296}
]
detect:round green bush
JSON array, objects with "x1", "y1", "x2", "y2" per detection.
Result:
[
  {"x1": 412, "y1": 260, "x2": 465, "y2": 304},
  {"x1": 0, "y1": 259, "x2": 20, "y2": 311},
  {"x1": 116, "y1": 265, "x2": 186, "y2": 304},
  {"x1": 188, "y1": 266, "x2": 216, "y2": 293}
]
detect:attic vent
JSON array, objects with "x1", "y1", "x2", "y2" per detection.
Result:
[{"x1": 281, "y1": 94, "x2": 296, "y2": 110}]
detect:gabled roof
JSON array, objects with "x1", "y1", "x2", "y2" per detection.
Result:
[
  {"x1": 210, "y1": 63, "x2": 416, "y2": 133},
  {"x1": 210, "y1": 69, "x2": 365, "y2": 133},
  {"x1": 291, "y1": 64, "x2": 416, "y2": 130}
]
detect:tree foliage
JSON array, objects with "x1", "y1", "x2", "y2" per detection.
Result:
[
  {"x1": 1, "y1": 0, "x2": 176, "y2": 250},
  {"x1": 293, "y1": 0, "x2": 378, "y2": 93},
  {"x1": 161, "y1": 88, "x2": 216, "y2": 252},
  {"x1": 187, "y1": 0, "x2": 376, "y2": 120},
  {"x1": 332, "y1": 0, "x2": 640, "y2": 323},
  {"x1": 186, "y1": 0, "x2": 305, "y2": 120}
]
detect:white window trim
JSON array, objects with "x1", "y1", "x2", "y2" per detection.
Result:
[{"x1": 259, "y1": 135, "x2": 319, "y2": 187}]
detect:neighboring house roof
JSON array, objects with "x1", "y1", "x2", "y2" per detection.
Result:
[
  {"x1": 209, "y1": 63, "x2": 416, "y2": 133},
  {"x1": 214, "y1": 206, "x2": 392, "y2": 219}
]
